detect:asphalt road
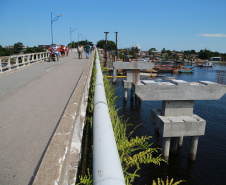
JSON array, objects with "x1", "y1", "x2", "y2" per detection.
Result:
[{"x1": 0, "y1": 52, "x2": 90, "y2": 185}]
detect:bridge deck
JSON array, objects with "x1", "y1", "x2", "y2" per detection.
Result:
[{"x1": 0, "y1": 52, "x2": 91, "y2": 185}]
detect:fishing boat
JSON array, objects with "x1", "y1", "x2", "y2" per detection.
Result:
[
  {"x1": 197, "y1": 62, "x2": 213, "y2": 67},
  {"x1": 178, "y1": 68, "x2": 194, "y2": 73}
]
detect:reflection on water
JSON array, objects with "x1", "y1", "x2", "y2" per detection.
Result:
[{"x1": 113, "y1": 64, "x2": 226, "y2": 185}]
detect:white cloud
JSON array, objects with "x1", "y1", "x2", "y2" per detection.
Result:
[{"x1": 199, "y1": 33, "x2": 226, "y2": 37}]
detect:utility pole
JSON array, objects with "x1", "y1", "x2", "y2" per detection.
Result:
[
  {"x1": 104, "y1": 32, "x2": 109, "y2": 67},
  {"x1": 114, "y1": 32, "x2": 118, "y2": 62}
]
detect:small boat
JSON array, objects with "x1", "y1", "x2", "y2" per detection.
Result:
[
  {"x1": 178, "y1": 68, "x2": 194, "y2": 73},
  {"x1": 197, "y1": 62, "x2": 213, "y2": 67}
]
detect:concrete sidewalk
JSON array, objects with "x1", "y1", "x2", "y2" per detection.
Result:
[{"x1": 0, "y1": 51, "x2": 92, "y2": 185}]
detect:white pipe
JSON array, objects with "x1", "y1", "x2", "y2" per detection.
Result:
[{"x1": 93, "y1": 49, "x2": 125, "y2": 185}]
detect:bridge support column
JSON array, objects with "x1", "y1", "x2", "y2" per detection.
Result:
[
  {"x1": 179, "y1": 136, "x2": 183, "y2": 148},
  {"x1": 162, "y1": 137, "x2": 170, "y2": 161},
  {"x1": 124, "y1": 88, "x2": 128, "y2": 101},
  {"x1": 113, "y1": 68, "x2": 117, "y2": 83},
  {"x1": 189, "y1": 136, "x2": 199, "y2": 161},
  {"x1": 153, "y1": 129, "x2": 160, "y2": 148},
  {"x1": 170, "y1": 137, "x2": 179, "y2": 154}
]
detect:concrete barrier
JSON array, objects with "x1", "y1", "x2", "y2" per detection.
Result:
[
  {"x1": 93, "y1": 51, "x2": 125, "y2": 185},
  {"x1": 32, "y1": 52, "x2": 94, "y2": 185},
  {"x1": 0, "y1": 52, "x2": 49, "y2": 74}
]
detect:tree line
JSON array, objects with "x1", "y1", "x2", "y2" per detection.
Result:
[
  {"x1": 0, "y1": 42, "x2": 45, "y2": 56},
  {"x1": 149, "y1": 47, "x2": 226, "y2": 60}
]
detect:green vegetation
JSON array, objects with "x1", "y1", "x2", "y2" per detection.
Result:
[
  {"x1": 102, "y1": 66, "x2": 165, "y2": 184},
  {"x1": 148, "y1": 47, "x2": 225, "y2": 60},
  {"x1": 0, "y1": 45, "x2": 13, "y2": 56},
  {"x1": 13, "y1": 42, "x2": 24, "y2": 54},
  {"x1": 78, "y1": 50, "x2": 184, "y2": 185},
  {"x1": 96, "y1": 40, "x2": 116, "y2": 51},
  {"x1": 152, "y1": 177, "x2": 185, "y2": 185},
  {"x1": 129, "y1": 46, "x2": 140, "y2": 59},
  {"x1": 68, "y1": 40, "x2": 93, "y2": 49},
  {"x1": 24, "y1": 46, "x2": 45, "y2": 54},
  {"x1": 0, "y1": 42, "x2": 46, "y2": 56}
]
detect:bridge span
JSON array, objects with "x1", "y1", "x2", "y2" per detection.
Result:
[{"x1": 0, "y1": 51, "x2": 94, "y2": 185}]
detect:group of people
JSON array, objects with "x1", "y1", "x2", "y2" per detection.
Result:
[
  {"x1": 48, "y1": 44, "x2": 70, "y2": 61},
  {"x1": 48, "y1": 43, "x2": 94, "y2": 61},
  {"x1": 77, "y1": 44, "x2": 94, "y2": 59}
]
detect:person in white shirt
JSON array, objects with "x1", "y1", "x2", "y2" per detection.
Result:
[{"x1": 52, "y1": 43, "x2": 59, "y2": 61}]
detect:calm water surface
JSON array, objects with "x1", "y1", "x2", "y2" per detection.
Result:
[{"x1": 113, "y1": 64, "x2": 226, "y2": 185}]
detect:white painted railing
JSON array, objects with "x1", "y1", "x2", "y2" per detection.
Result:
[
  {"x1": 93, "y1": 50, "x2": 125, "y2": 185},
  {"x1": 0, "y1": 52, "x2": 49, "y2": 73}
]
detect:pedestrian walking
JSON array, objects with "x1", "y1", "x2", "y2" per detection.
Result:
[
  {"x1": 85, "y1": 43, "x2": 90, "y2": 59},
  {"x1": 52, "y1": 43, "x2": 59, "y2": 61},
  {"x1": 65, "y1": 46, "x2": 69, "y2": 56},
  {"x1": 78, "y1": 44, "x2": 83, "y2": 59}
]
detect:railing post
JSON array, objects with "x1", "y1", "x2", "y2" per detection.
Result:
[
  {"x1": 22, "y1": 55, "x2": 25, "y2": 65},
  {"x1": 7, "y1": 57, "x2": 11, "y2": 70},
  {"x1": 36, "y1": 53, "x2": 39, "y2": 62},
  {"x1": 0, "y1": 59, "x2": 2, "y2": 73},
  {"x1": 16, "y1": 56, "x2": 19, "y2": 66},
  {"x1": 32, "y1": 54, "x2": 34, "y2": 62}
]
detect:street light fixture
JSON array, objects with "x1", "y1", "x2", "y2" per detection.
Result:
[
  {"x1": 70, "y1": 27, "x2": 78, "y2": 52},
  {"x1": 78, "y1": 33, "x2": 82, "y2": 45},
  {"x1": 104, "y1": 32, "x2": 109, "y2": 67},
  {"x1": 51, "y1": 12, "x2": 63, "y2": 48}
]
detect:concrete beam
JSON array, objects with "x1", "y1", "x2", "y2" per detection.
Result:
[
  {"x1": 151, "y1": 109, "x2": 206, "y2": 137},
  {"x1": 133, "y1": 80, "x2": 226, "y2": 101},
  {"x1": 113, "y1": 61, "x2": 154, "y2": 69}
]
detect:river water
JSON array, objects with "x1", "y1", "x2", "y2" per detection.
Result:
[{"x1": 113, "y1": 64, "x2": 226, "y2": 185}]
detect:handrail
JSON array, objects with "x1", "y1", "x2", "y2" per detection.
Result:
[
  {"x1": 93, "y1": 50, "x2": 125, "y2": 185},
  {"x1": 0, "y1": 52, "x2": 49, "y2": 74}
]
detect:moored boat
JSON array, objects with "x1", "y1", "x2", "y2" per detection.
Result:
[{"x1": 178, "y1": 68, "x2": 194, "y2": 73}]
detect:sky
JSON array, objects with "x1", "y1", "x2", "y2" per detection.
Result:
[{"x1": 0, "y1": 0, "x2": 226, "y2": 53}]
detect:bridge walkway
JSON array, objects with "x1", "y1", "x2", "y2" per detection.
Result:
[{"x1": 0, "y1": 51, "x2": 92, "y2": 185}]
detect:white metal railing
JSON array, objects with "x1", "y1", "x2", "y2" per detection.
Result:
[
  {"x1": 93, "y1": 50, "x2": 125, "y2": 185},
  {"x1": 0, "y1": 52, "x2": 49, "y2": 74}
]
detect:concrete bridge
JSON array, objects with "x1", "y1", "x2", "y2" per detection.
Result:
[{"x1": 0, "y1": 51, "x2": 94, "y2": 185}]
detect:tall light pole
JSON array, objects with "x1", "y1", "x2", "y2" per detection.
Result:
[
  {"x1": 115, "y1": 32, "x2": 118, "y2": 62},
  {"x1": 51, "y1": 12, "x2": 63, "y2": 48},
  {"x1": 104, "y1": 32, "x2": 109, "y2": 67},
  {"x1": 78, "y1": 33, "x2": 82, "y2": 45},
  {"x1": 70, "y1": 27, "x2": 77, "y2": 52}
]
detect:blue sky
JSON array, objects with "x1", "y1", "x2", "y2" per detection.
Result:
[{"x1": 1, "y1": 0, "x2": 226, "y2": 53}]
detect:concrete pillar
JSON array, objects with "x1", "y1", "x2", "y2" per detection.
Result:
[
  {"x1": 162, "y1": 137, "x2": 171, "y2": 161},
  {"x1": 113, "y1": 68, "x2": 117, "y2": 83},
  {"x1": 22, "y1": 56, "x2": 25, "y2": 64},
  {"x1": 124, "y1": 88, "x2": 128, "y2": 102},
  {"x1": 7, "y1": 58, "x2": 11, "y2": 70},
  {"x1": 153, "y1": 129, "x2": 160, "y2": 148},
  {"x1": 178, "y1": 136, "x2": 183, "y2": 148},
  {"x1": 15, "y1": 57, "x2": 19, "y2": 65},
  {"x1": 189, "y1": 136, "x2": 199, "y2": 161},
  {"x1": 27, "y1": 55, "x2": 30, "y2": 64},
  {"x1": 170, "y1": 137, "x2": 179, "y2": 154},
  {"x1": 131, "y1": 89, "x2": 134, "y2": 100},
  {"x1": 135, "y1": 94, "x2": 141, "y2": 104}
]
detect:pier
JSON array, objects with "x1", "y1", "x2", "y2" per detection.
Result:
[{"x1": 131, "y1": 80, "x2": 226, "y2": 161}]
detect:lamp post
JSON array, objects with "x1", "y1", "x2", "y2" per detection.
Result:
[
  {"x1": 70, "y1": 27, "x2": 78, "y2": 52},
  {"x1": 115, "y1": 32, "x2": 118, "y2": 62},
  {"x1": 78, "y1": 33, "x2": 82, "y2": 45},
  {"x1": 104, "y1": 32, "x2": 109, "y2": 67},
  {"x1": 51, "y1": 12, "x2": 63, "y2": 48}
]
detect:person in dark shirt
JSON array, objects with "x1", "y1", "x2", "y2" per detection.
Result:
[{"x1": 84, "y1": 44, "x2": 90, "y2": 59}]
